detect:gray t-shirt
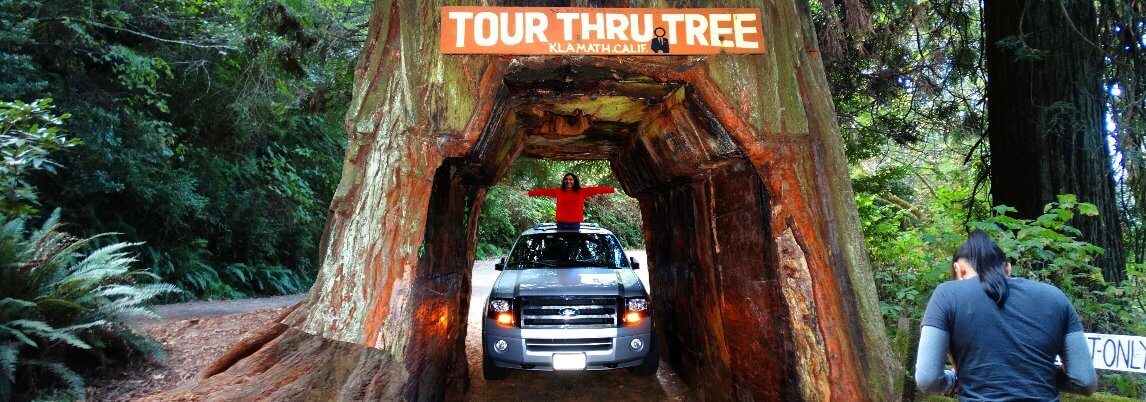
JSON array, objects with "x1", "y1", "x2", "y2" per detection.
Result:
[{"x1": 921, "y1": 277, "x2": 1083, "y2": 401}]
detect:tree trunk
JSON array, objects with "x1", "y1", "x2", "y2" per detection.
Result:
[
  {"x1": 985, "y1": 0, "x2": 1126, "y2": 283},
  {"x1": 154, "y1": 1, "x2": 896, "y2": 400}
]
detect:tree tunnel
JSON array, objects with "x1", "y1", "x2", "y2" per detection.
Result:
[
  {"x1": 460, "y1": 60, "x2": 853, "y2": 398},
  {"x1": 157, "y1": 1, "x2": 896, "y2": 401}
]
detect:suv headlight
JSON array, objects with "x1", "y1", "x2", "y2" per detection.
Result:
[
  {"x1": 623, "y1": 297, "x2": 649, "y2": 326},
  {"x1": 487, "y1": 298, "x2": 515, "y2": 327}
]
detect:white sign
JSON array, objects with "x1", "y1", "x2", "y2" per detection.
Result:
[{"x1": 1086, "y1": 333, "x2": 1146, "y2": 373}]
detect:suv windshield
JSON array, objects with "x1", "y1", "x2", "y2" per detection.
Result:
[{"x1": 506, "y1": 232, "x2": 627, "y2": 269}]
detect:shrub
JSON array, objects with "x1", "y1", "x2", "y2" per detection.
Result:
[
  {"x1": 585, "y1": 192, "x2": 643, "y2": 249},
  {"x1": 220, "y1": 263, "x2": 309, "y2": 297},
  {"x1": 146, "y1": 246, "x2": 311, "y2": 300},
  {"x1": 147, "y1": 245, "x2": 226, "y2": 301},
  {"x1": 865, "y1": 194, "x2": 1146, "y2": 398},
  {"x1": 867, "y1": 195, "x2": 1128, "y2": 330},
  {"x1": 969, "y1": 195, "x2": 1117, "y2": 331},
  {"x1": 0, "y1": 99, "x2": 80, "y2": 217},
  {"x1": 0, "y1": 210, "x2": 178, "y2": 399},
  {"x1": 476, "y1": 186, "x2": 550, "y2": 258}
]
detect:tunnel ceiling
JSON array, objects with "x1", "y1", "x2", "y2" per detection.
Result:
[
  {"x1": 503, "y1": 63, "x2": 684, "y2": 161},
  {"x1": 460, "y1": 61, "x2": 749, "y2": 194}
]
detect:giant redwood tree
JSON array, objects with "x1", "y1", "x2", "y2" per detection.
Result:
[
  {"x1": 157, "y1": 0, "x2": 896, "y2": 400},
  {"x1": 985, "y1": 0, "x2": 1127, "y2": 282}
]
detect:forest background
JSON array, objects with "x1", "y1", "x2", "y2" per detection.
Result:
[{"x1": 0, "y1": 0, "x2": 1143, "y2": 399}]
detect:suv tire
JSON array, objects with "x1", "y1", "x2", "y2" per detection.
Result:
[
  {"x1": 482, "y1": 348, "x2": 509, "y2": 380},
  {"x1": 628, "y1": 338, "x2": 659, "y2": 376}
]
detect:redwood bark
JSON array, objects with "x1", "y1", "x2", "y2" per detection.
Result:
[
  {"x1": 985, "y1": 0, "x2": 1126, "y2": 283},
  {"x1": 153, "y1": 0, "x2": 896, "y2": 400}
]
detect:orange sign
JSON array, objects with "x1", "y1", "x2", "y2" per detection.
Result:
[{"x1": 440, "y1": 7, "x2": 765, "y2": 55}]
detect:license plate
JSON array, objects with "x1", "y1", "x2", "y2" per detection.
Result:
[{"x1": 552, "y1": 353, "x2": 587, "y2": 370}]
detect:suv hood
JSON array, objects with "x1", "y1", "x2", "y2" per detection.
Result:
[{"x1": 491, "y1": 268, "x2": 647, "y2": 298}]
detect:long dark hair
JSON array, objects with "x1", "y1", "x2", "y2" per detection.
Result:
[
  {"x1": 953, "y1": 230, "x2": 1010, "y2": 307},
  {"x1": 562, "y1": 173, "x2": 581, "y2": 192}
]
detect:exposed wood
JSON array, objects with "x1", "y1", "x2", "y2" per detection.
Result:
[{"x1": 777, "y1": 228, "x2": 831, "y2": 402}]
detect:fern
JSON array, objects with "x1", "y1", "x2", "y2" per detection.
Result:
[
  {"x1": 0, "y1": 210, "x2": 179, "y2": 399},
  {"x1": 114, "y1": 326, "x2": 166, "y2": 360},
  {"x1": 0, "y1": 344, "x2": 15, "y2": 396},
  {"x1": 26, "y1": 360, "x2": 85, "y2": 399},
  {"x1": 7, "y1": 320, "x2": 92, "y2": 349},
  {"x1": 0, "y1": 324, "x2": 37, "y2": 347},
  {"x1": 0, "y1": 298, "x2": 36, "y2": 311}
]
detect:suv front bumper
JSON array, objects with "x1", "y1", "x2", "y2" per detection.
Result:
[{"x1": 483, "y1": 319, "x2": 654, "y2": 370}]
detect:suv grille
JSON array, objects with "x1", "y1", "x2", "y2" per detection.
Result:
[
  {"x1": 520, "y1": 296, "x2": 618, "y2": 329},
  {"x1": 525, "y1": 338, "x2": 612, "y2": 352}
]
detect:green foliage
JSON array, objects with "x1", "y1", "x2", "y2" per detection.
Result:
[
  {"x1": 0, "y1": 0, "x2": 367, "y2": 298},
  {"x1": 1067, "y1": 393, "x2": 1146, "y2": 402},
  {"x1": 0, "y1": 210, "x2": 178, "y2": 399},
  {"x1": 995, "y1": 35, "x2": 1051, "y2": 62},
  {"x1": 1099, "y1": 371, "x2": 1146, "y2": 400},
  {"x1": 818, "y1": 1, "x2": 986, "y2": 165},
  {"x1": 1114, "y1": 263, "x2": 1146, "y2": 333},
  {"x1": 476, "y1": 186, "x2": 549, "y2": 258},
  {"x1": 477, "y1": 159, "x2": 644, "y2": 258},
  {"x1": 1096, "y1": 263, "x2": 1146, "y2": 397},
  {"x1": 969, "y1": 196, "x2": 1119, "y2": 331},
  {"x1": 867, "y1": 193, "x2": 1145, "y2": 329},
  {"x1": 1100, "y1": 0, "x2": 1146, "y2": 269},
  {"x1": 585, "y1": 193, "x2": 642, "y2": 249},
  {"x1": 0, "y1": 99, "x2": 79, "y2": 217},
  {"x1": 220, "y1": 263, "x2": 309, "y2": 297},
  {"x1": 147, "y1": 245, "x2": 310, "y2": 301},
  {"x1": 858, "y1": 192, "x2": 952, "y2": 323},
  {"x1": 856, "y1": 142, "x2": 990, "y2": 326},
  {"x1": 865, "y1": 193, "x2": 1146, "y2": 397}
]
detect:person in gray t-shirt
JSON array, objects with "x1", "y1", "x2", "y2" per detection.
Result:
[{"x1": 915, "y1": 230, "x2": 1097, "y2": 400}]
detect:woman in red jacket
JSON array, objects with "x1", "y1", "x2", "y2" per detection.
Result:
[{"x1": 526, "y1": 173, "x2": 614, "y2": 229}]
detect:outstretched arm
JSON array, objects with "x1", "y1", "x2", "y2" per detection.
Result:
[
  {"x1": 1058, "y1": 331, "x2": 1097, "y2": 395},
  {"x1": 915, "y1": 325, "x2": 957, "y2": 394},
  {"x1": 582, "y1": 186, "x2": 615, "y2": 197},
  {"x1": 526, "y1": 188, "x2": 560, "y2": 197}
]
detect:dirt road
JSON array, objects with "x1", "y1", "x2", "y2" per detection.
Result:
[{"x1": 93, "y1": 251, "x2": 689, "y2": 401}]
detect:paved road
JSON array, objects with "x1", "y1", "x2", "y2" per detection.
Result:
[
  {"x1": 464, "y1": 250, "x2": 690, "y2": 401},
  {"x1": 152, "y1": 293, "x2": 306, "y2": 321}
]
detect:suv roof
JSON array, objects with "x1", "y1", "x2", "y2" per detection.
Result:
[{"x1": 522, "y1": 222, "x2": 613, "y2": 235}]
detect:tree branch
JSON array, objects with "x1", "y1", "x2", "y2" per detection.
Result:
[
  {"x1": 878, "y1": 192, "x2": 928, "y2": 222},
  {"x1": 81, "y1": 19, "x2": 237, "y2": 51}
]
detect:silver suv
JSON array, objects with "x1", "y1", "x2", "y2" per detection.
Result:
[{"x1": 482, "y1": 223, "x2": 657, "y2": 379}]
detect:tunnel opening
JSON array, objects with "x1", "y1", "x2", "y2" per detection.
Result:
[{"x1": 412, "y1": 58, "x2": 812, "y2": 398}]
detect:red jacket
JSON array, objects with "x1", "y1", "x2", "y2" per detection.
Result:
[{"x1": 526, "y1": 186, "x2": 614, "y2": 223}]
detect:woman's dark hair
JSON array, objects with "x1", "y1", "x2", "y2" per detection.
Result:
[
  {"x1": 953, "y1": 230, "x2": 1010, "y2": 306},
  {"x1": 562, "y1": 173, "x2": 581, "y2": 192}
]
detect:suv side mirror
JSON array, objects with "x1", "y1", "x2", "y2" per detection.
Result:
[
  {"x1": 630, "y1": 256, "x2": 640, "y2": 269},
  {"x1": 495, "y1": 257, "x2": 506, "y2": 271}
]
